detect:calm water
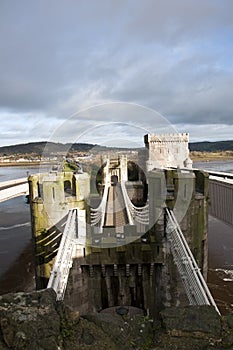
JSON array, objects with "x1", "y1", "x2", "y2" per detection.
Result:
[
  {"x1": 194, "y1": 159, "x2": 233, "y2": 173},
  {"x1": 0, "y1": 166, "x2": 40, "y2": 293},
  {"x1": 0, "y1": 163, "x2": 233, "y2": 314},
  {"x1": 193, "y1": 160, "x2": 233, "y2": 314}
]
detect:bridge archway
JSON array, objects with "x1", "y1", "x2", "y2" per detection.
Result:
[
  {"x1": 64, "y1": 180, "x2": 72, "y2": 196},
  {"x1": 111, "y1": 174, "x2": 118, "y2": 185}
]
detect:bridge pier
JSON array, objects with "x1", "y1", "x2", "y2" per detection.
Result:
[{"x1": 28, "y1": 171, "x2": 90, "y2": 289}]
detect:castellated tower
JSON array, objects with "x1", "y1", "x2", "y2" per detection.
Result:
[{"x1": 144, "y1": 133, "x2": 193, "y2": 170}]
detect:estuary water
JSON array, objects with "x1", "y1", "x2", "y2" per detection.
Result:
[
  {"x1": 0, "y1": 163, "x2": 233, "y2": 314},
  {"x1": 0, "y1": 166, "x2": 39, "y2": 293},
  {"x1": 193, "y1": 160, "x2": 233, "y2": 314}
]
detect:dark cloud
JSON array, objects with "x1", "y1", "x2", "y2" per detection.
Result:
[{"x1": 0, "y1": 0, "x2": 233, "y2": 145}]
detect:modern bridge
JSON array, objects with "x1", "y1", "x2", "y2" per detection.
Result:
[{"x1": 0, "y1": 177, "x2": 29, "y2": 203}]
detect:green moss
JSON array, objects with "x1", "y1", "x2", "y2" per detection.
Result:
[
  {"x1": 63, "y1": 161, "x2": 78, "y2": 172},
  {"x1": 60, "y1": 318, "x2": 76, "y2": 339}
]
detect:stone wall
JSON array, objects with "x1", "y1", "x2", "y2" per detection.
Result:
[{"x1": 29, "y1": 172, "x2": 90, "y2": 289}]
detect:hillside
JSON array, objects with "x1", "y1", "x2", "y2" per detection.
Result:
[
  {"x1": 0, "y1": 141, "x2": 137, "y2": 156},
  {"x1": 1, "y1": 140, "x2": 233, "y2": 156},
  {"x1": 0, "y1": 142, "x2": 96, "y2": 156},
  {"x1": 189, "y1": 140, "x2": 233, "y2": 152}
]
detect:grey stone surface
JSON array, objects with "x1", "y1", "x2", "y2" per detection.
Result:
[{"x1": 0, "y1": 289, "x2": 233, "y2": 350}]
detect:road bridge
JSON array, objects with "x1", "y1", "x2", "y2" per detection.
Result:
[
  {"x1": 0, "y1": 178, "x2": 29, "y2": 203},
  {"x1": 208, "y1": 171, "x2": 233, "y2": 226}
]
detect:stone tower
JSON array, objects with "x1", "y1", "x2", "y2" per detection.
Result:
[{"x1": 144, "y1": 133, "x2": 193, "y2": 170}]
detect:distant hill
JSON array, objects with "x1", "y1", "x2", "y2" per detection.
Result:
[
  {"x1": 0, "y1": 142, "x2": 96, "y2": 156},
  {"x1": 1, "y1": 140, "x2": 233, "y2": 156},
  {"x1": 189, "y1": 140, "x2": 233, "y2": 152}
]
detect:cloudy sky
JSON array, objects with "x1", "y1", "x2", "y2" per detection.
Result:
[{"x1": 0, "y1": 0, "x2": 233, "y2": 147}]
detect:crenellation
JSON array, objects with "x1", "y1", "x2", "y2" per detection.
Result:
[{"x1": 144, "y1": 133, "x2": 192, "y2": 170}]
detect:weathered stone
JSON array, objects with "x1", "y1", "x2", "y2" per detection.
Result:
[
  {"x1": 0, "y1": 289, "x2": 60, "y2": 350},
  {"x1": 62, "y1": 318, "x2": 117, "y2": 350},
  {"x1": 160, "y1": 305, "x2": 222, "y2": 339},
  {"x1": 84, "y1": 312, "x2": 154, "y2": 350},
  {"x1": 63, "y1": 304, "x2": 80, "y2": 324},
  {"x1": 0, "y1": 318, "x2": 14, "y2": 347},
  {"x1": 0, "y1": 288, "x2": 233, "y2": 349},
  {"x1": 225, "y1": 314, "x2": 233, "y2": 329}
]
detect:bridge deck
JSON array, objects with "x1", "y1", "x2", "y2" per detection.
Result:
[
  {"x1": 104, "y1": 184, "x2": 128, "y2": 229},
  {"x1": 0, "y1": 178, "x2": 29, "y2": 202}
]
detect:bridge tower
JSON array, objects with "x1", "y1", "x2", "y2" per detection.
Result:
[
  {"x1": 144, "y1": 133, "x2": 193, "y2": 170},
  {"x1": 28, "y1": 171, "x2": 90, "y2": 289}
]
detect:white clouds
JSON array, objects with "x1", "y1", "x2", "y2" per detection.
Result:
[
  {"x1": 0, "y1": 0, "x2": 233, "y2": 146},
  {"x1": 179, "y1": 123, "x2": 233, "y2": 142}
]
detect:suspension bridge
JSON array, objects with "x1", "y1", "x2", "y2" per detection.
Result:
[
  {"x1": 1, "y1": 131, "x2": 233, "y2": 315},
  {"x1": 1, "y1": 167, "x2": 233, "y2": 315},
  {"x1": 45, "y1": 174, "x2": 220, "y2": 314}
]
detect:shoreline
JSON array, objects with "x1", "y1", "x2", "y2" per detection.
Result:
[
  {"x1": 0, "y1": 161, "x2": 53, "y2": 167},
  {"x1": 1, "y1": 153, "x2": 233, "y2": 166},
  {"x1": 190, "y1": 151, "x2": 233, "y2": 162}
]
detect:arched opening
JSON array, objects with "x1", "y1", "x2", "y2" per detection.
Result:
[
  {"x1": 95, "y1": 162, "x2": 107, "y2": 195},
  {"x1": 64, "y1": 180, "x2": 72, "y2": 196},
  {"x1": 127, "y1": 161, "x2": 139, "y2": 181},
  {"x1": 99, "y1": 264, "x2": 146, "y2": 315},
  {"x1": 111, "y1": 174, "x2": 118, "y2": 186},
  {"x1": 127, "y1": 161, "x2": 148, "y2": 206}
]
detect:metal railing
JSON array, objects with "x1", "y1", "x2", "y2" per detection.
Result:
[
  {"x1": 47, "y1": 209, "x2": 77, "y2": 301},
  {"x1": 166, "y1": 207, "x2": 220, "y2": 314},
  {"x1": 121, "y1": 181, "x2": 149, "y2": 225},
  {"x1": 90, "y1": 182, "x2": 110, "y2": 232}
]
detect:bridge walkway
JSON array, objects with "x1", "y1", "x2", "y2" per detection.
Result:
[
  {"x1": 47, "y1": 209, "x2": 77, "y2": 301},
  {"x1": 104, "y1": 183, "x2": 128, "y2": 230},
  {"x1": 166, "y1": 208, "x2": 220, "y2": 314},
  {"x1": 0, "y1": 177, "x2": 29, "y2": 203}
]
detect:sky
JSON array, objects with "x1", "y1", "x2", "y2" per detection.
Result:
[{"x1": 0, "y1": 0, "x2": 233, "y2": 147}]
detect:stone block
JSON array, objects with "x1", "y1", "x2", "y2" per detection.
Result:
[{"x1": 160, "y1": 305, "x2": 222, "y2": 339}]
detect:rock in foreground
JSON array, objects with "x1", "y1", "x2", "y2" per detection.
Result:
[{"x1": 0, "y1": 289, "x2": 233, "y2": 349}]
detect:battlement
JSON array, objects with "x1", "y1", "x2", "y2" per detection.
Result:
[
  {"x1": 144, "y1": 133, "x2": 192, "y2": 170},
  {"x1": 145, "y1": 132, "x2": 189, "y2": 143}
]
